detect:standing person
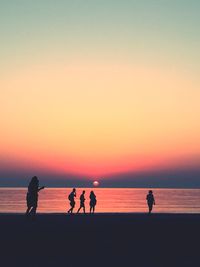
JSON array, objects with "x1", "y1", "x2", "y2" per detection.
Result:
[
  {"x1": 146, "y1": 190, "x2": 155, "y2": 214},
  {"x1": 68, "y1": 188, "x2": 76, "y2": 214},
  {"x1": 77, "y1": 190, "x2": 86, "y2": 214},
  {"x1": 25, "y1": 176, "x2": 45, "y2": 217},
  {"x1": 89, "y1": 191, "x2": 97, "y2": 214}
]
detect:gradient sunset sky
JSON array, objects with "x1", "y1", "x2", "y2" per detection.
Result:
[{"x1": 1, "y1": 1, "x2": 200, "y2": 187}]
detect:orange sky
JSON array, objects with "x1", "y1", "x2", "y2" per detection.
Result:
[{"x1": 1, "y1": 61, "x2": 200, "y2": 177}]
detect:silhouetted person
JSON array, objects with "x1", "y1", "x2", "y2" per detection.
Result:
[
  {"x1": 26, "y1": 176, "x2": 45, "y2": 217},
  {"x1": 77, "y1": 190, "x2": 86, "y2": 214},
  {"x1": 146, "y1": 190, "x2": 155, "y2": 214},
  {"x1": 89, "y1": 191, "x2": 97, "y2": 213},
  {"x1": 68, "y1": 188, "x2": 76, "y2": 214}
]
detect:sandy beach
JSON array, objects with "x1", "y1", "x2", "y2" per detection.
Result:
[{"x1": 0, "y1": 213, "x2": 199, "y2": 267}]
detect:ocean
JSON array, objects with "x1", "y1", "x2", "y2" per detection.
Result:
[{"x1": 0, "y1": 187, "x2": 200, "y2": 213}]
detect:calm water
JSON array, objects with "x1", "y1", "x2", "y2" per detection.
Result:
[{"x1": 0, "y1": 188, "x2": 200, "y2": 213}]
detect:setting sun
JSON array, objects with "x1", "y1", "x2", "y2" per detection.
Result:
[{"x1": 93, "y1": 181, "x2": 100, "y2": 187}]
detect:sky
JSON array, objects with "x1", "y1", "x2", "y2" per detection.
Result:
[{"x1": 0, "y1": 0, "x2": 200, "y2": 187}]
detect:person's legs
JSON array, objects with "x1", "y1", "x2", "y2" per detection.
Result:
[
  {"x1": 30, "y1": 197, "x2": 38, "y2": 217},
  {"x1": 68, "y1": 201, "x2": 74, "y2": 213},
  {"x1": 83, "y1": 204, "x2": 85, "y2": 214},
  {"x1": 77, "y1": 206, "x2": 82, "y2": 213},
  {"x1": 148, "y1": 203, "x2": 153, "y2": 214},
  {"x1": 150, "y1": 204, "x2": 153, "y2": 213},
  {"x1": 90, "y1": 206, "x2": 94, "y2": 213},
  {"x1": 71, "y1": 202, "x2": 75, "y2": 213},
  {"x1": 25, "y1": 206, "x2": 32, "y2": 215},
  {"x1": 68, "y1": 206, "x2": 72, "y2": 213},
  {"x1": 31, "y1": 204, "x2": 37, "y2": 216}
]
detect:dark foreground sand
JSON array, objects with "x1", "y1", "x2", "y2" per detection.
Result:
[{"x1": 0, "y1": 213, "x2": 199, "y2": 267}]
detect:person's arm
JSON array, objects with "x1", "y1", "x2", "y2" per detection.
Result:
[
  {"x1": 153, "y1": 197, "x2": 155, "y2": 205},
  {"x1": 38, "y1": 186, "x2": 45, "y2": 192}
]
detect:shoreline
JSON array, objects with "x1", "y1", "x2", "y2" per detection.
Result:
[{"x1": 0, "y1": 212, "x2": 200, "y2": 215}]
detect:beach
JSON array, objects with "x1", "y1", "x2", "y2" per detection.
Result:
[{"x1": 0, "y1": 213, "x2": 199, "y2": 267}]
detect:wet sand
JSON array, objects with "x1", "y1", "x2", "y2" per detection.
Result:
[{"x1": 0, "y1": 213, "x2": 199, "y2": 267}]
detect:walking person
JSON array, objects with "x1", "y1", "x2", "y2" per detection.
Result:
[
  {"x1": 77, "y1": 190, "x2": 86, "y2": 214},
  {"x1": 89, "y1": 191, "x2": 97, "y2": 214},
  {"x1": 68, "y1": 188, "x2": 76, "y2": 214},
  {"x1": 146, "y1": 190, "x2": 155, "y2": 214},
  {"x1": 25, "y1": 176, "x2": 45, "y2": 217}
]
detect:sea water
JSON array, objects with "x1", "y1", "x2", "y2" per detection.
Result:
[{"x1": 0, "y1": 187, "x2": 200, "y2": 213}]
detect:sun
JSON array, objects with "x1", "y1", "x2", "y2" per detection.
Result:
[{"x1": 93, "y1": 181, "x2": 100, "y2": 187}]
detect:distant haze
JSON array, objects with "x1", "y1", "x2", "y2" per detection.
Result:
[{"x1": 0, "y1": 1, "x2": 200, "y2": 187}]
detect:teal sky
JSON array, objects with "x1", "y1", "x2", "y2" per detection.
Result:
[{"x1": 0, "y1": 0, "x2": 200, "y2": 71}]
